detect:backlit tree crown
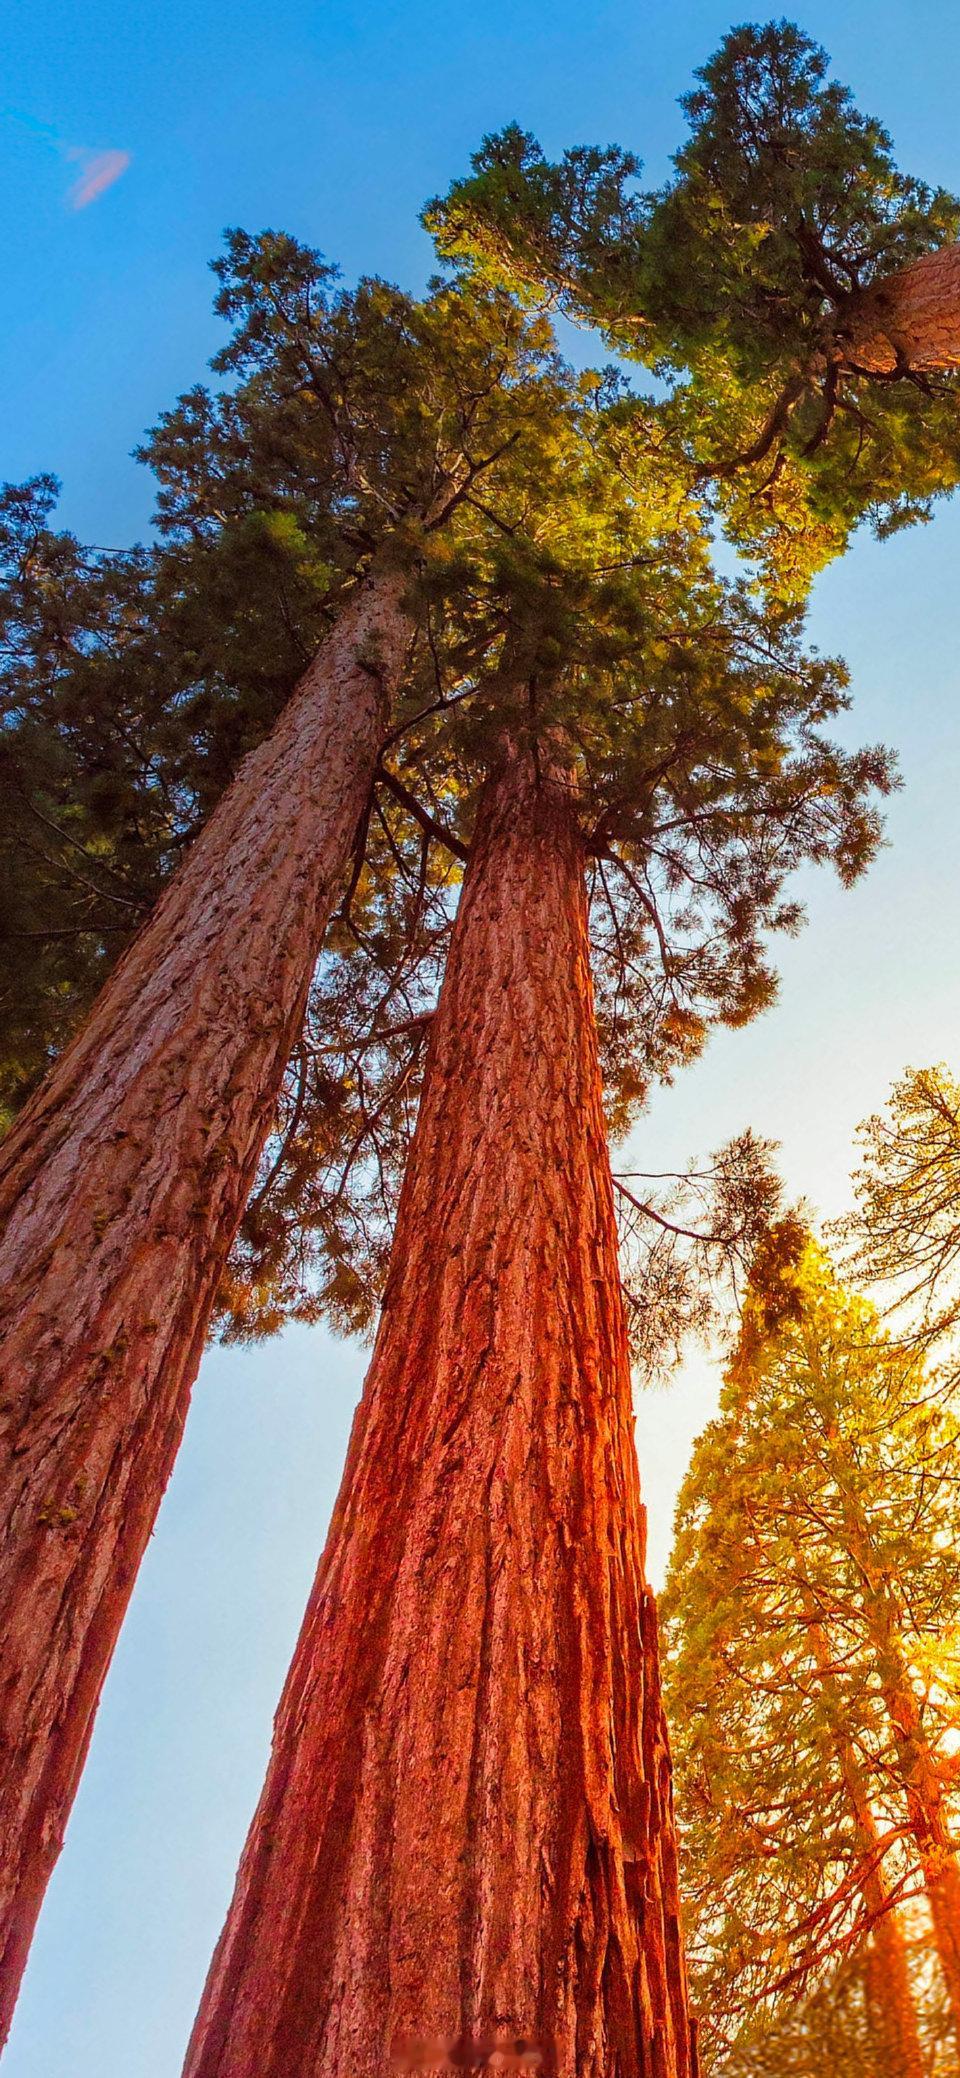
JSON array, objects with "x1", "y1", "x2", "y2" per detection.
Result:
[
  {"x1": 663, "y1": 1234, "x2": 960, "y2": 2061},
  {"x1": 429, "y1": 21, "x2": 960, "y2": 595}
]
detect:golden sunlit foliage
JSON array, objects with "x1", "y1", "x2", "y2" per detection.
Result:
[
  {"x1": 663, "y1": 1235, "x2": 960, "y2": 2071},
  {"x1": 838, "y1": 1065, "x2": 960, "y2": 1350},
  {"x1": 429, "y1": 22, "x2": 960, "y2": 602}
]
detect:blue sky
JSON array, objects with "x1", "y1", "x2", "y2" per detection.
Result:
[{"x1": 5, "y1": 2, "x2": 960, "y2": 2071}]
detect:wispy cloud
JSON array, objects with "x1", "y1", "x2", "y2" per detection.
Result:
[
  {"x1": 3, "y1": 109, "x2": 132, "y2": 210},
  {"x1": 66, "y1": 146, "x2": 131, "y2": 210}
]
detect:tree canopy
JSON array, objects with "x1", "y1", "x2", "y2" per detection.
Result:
[
  {"x1": 429, "y1": 20, "x2": 960, "y2": 596},
  {"x1": 837, "y1": 1064, "x2": 960, "y2": 1351},
  {"x1": 663, "y1": 1231, "x2": 960, "y2": 2066},
  {"x1": 1, "y1": 213, "x2": 894, "y2": 1341}
]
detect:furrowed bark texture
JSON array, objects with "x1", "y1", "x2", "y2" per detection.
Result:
[
  {"x1": 844, "y1": 243, "x2": 960, "y2": 372},
  {"x1": 184, "y1": 747, "x2": 694, "y2": 2078},
  {"x1": 0, "y1": 568, "x2": 411, "y2": 2043}
]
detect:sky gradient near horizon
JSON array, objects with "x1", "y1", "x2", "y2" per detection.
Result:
[{"x1": 5, "y1": 2, "x2": 960, "y2": 2070}]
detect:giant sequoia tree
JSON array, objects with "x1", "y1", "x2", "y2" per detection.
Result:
[
  {"x1": 663, "y1": 1235, "x2": 960, "y2": 2071},
  {"x1": 180, "y1": 455, "x2": 888, "y2": 2067},
  {"x1": 5, "y1": 19, "x2": 960, "y2": 2067},
  {"x1": 188, "y1": 743, "x2": 700, "y2": 2077}
]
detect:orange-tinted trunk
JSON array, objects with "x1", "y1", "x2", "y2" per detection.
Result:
[
  {"x1": 878, "y1": 1653, "x2": 960, "y2": 2042},
  {"x1": 862, "y1": 1918, "x2": 924, "y2": 2078},
  {"x1": 0, "y1": 569, "x2": 411, "y2": 2041},
  {"x1": 806, "y1": 1620, "x2": 923, "y2": 2078},
  {"x1": 843, "y1": 242, "x2": 960, "y2": 372},
  {"x1": 834, "y1": 1727, "x2": 922, "y2": 2077},
  {"x1": 184, "y1": 745, "x2": 694, "y2": 2078},
  {"x1": 828, "y1": 1489, "x2": 960, "y2": 2044}
]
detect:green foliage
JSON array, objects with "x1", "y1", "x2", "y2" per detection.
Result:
[
  {"x1": 427, "y1": 126, "x2": 648, "y2": 333},
  {"x1": 142, "y1": 228, "x2": 575, "y2": 565},
  {"x1": 0, "y1": 479, "x2": 170, "y2": 1123},
  {"x1": 0, "y1": 473, "x2": 340, "y2": 1125},
  {"x1": 649, "y1": 22, "x2": 960, "y2": 589},
  {"x1": 429, "y1": 21, "x2": 960, "y2": 598},
  {"x1": 663, "y1": 1237, "x2": 960, "y2": 2065},
  {"x1": 652, "y1": 22, "x2": 958, "y2": 369},
  {"x1": 1, "y1": 218, "x2": 895, "y2": 1340}
]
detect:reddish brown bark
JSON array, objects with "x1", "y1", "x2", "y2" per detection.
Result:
[
  {"x1": 0, "y1": 567, "x2": 412, "y2": 2043},
  {"x1": 825, "y1": 1479, "x2": 960, "y2": 2042},
  {"x1": 842, "y1": 243, "x2": 960, "y2": 372},
  {"x1": 184, "y1": 745, "x2": 694, "y2": 2078},
  {"x1": 862, "y1": 1919, "x2": 924, "y2": 2078}
]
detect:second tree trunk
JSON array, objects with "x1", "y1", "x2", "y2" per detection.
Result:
[
  {"x1": 805, "y1": 1615, "x2": 923, "y2": 2078},
  {"x1": 184, "y1": 742, "x2": 695, "y2": 2078}
]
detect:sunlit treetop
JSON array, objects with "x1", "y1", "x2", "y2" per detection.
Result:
[
  {"x1": 144, "y1": 228, "x2": 580, "y2": 566},
  {"x1": 428, "y1": 20, "x2": 960, "y2": 597},
  {"x1": 651, "y1": 21, "x2": 958, "y2": 366},
  {"x1": 835, "y1": 1062, "x2": 960, "y2": 1350}
]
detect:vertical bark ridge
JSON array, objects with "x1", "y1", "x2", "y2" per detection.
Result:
[
  {"x1": 184, "y1": 741, "x2": 692, "y2": 2078},
  {"x1": 0, "y1": 567, "x2": 412, "y2": 2040}
]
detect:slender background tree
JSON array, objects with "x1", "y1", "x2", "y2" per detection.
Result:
[{"x1": 663, "y1": 1232, "x2": 960, "y2": 2070}]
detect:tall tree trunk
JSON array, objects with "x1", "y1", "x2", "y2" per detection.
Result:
[
  {"x1": 184, "y1": 743, "x2": 695, "y2": 2078},
  {"x1": 0, "y1": 567, "x2": 412, "y2": 2043},
  {"x1": 862, "y1": 1923, "x2": 924, "y2": 2078},
  {"x1": 842, "y1": 243, "x2": 960, "y2": 372},
  {"x1": 805, "y1": 1618, "x2": 923, "y2": 2078},
  {"x1": 830, "y1": 1466, "x2": 960, "y2": 2043}
]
